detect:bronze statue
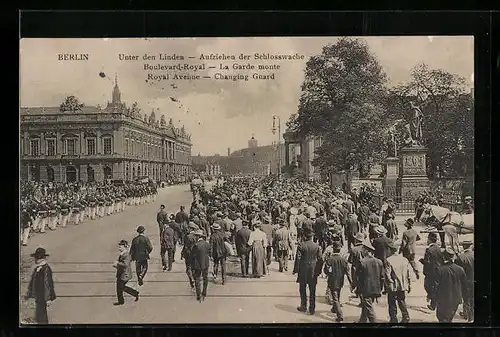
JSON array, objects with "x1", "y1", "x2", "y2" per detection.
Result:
[{"x1": 409, "y1": 101, "x2": 424, "y2": 145}]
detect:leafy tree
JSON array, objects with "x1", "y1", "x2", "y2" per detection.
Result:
[
  {"x1": 59, "y1": 95, "x2": 83, "y2": 112},
  {"x1": 389, "y1": 63, "x2": 473, "y2": 177},
  {"x1": 288, "y1": 38, "x2": 389, "y2": 175}
]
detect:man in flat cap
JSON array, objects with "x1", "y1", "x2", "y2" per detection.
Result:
[
  {"x1": 160, "y1": 220, "x2": 176, "y2": 271},
  {"x1": 357, "y1": 240, "x2": 384, "y2": 323},
  {"x1": 182, "y1": 222, "x2": 200, "y2": 290},
  {"x1": 455, "y1": 240, "x2": 474, "y2": 321},
  {"x1": 274, "y1": 219, "x2": 293, "y2": 272},
  {"x1": 112, "y1": 240, "x2": 139, "y2": 305},
  {"x1": 157, "y1": 204, "x2": 168, "y2": 234},
  {"x1": 420, "y1": 230, "x2": 444, "y2": 310},
  {"x1": 433, "y1": 247, "x2": 468, "y2": 322},
  {"x1": 347, "y1": 232, "x2": 367, "y2": 307},
  {"x1": 130, "y1": 225, "x2": 153, "y2": 286},
  {"x1": 25, "y1": 247, "x2": 56, "y2": 324},
  {"x1": 385, "y1": 240, "x2": 411, "y2": 323},
  {"x1": 323, "y1": 241, "x2": 352, "y2": 322},
  {"x1": 399, "y1": 218, "x2": 421, "y2": 279},
  {"x1": 191, "y1": 229, "x2": 210, "y2": 303}
]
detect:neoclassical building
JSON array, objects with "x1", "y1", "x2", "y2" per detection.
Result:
[{"x1": 20, "y1": 76, "x2": 192, "y2": 183}]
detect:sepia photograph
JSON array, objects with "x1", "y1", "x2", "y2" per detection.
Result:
[{"x1": 19, "y1": 36, "x2": 474, "y2": 324}]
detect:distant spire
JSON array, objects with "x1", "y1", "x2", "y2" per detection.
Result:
[{"x1": 112, "y1": 73, "x2": 121, "y2": 104}]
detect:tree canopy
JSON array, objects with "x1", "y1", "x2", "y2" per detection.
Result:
[
  {"x1": 288, "y1": 39, "x2": 473, "y2": 178},
  {"x1": 288, "y1": 38, "x2": 389, "y2": 175}
]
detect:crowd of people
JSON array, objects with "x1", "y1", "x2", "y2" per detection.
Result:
[
  {"x1": 23, "y1": 175, "x2": 474, "y2": 324},
  {"x1": 20, "y1": 180, "x2": 158, "y2": 246},
  {"x1": 150, "y1": 176, "x2": 474, "y2": 323}
]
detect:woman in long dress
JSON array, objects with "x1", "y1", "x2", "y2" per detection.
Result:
[{"x1": 247, "y1": 220, "x2": 268, "y2": 278}]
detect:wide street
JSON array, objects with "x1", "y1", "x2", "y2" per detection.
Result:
[{"x1": 20, "y1": 183, "x2": 467, "y2": 324}]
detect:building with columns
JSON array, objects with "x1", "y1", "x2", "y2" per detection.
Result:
[{"x1": 20, "y1": 76, "x2": 192, "y2": 183}]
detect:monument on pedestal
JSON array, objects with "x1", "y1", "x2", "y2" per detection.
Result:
[{"x1": 397, "y1": 102, "x2": 430, "y2": 201}]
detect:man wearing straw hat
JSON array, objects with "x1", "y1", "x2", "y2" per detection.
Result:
[
  {"x1": 209, "y1": 222, "x2": 228, "y2": 284},
  {"x1": 24, "y1": 247, "x2": 56, "y2": 324},
  {"x1": 191, "y1": 229, "x2": 210, "y2": 303},
  {"x1": 357, "y1": 240, "x2": 384, "y2": 323}
]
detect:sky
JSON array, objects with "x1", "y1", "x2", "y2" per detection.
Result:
[{"x1": 20, "y1": 36, "x2": 474, "y2": 156}]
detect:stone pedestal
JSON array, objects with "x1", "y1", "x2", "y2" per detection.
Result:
[
  {"x1": 384, "y1": 157, "x2": 399, "y2": 195},
  {"x1": 398, "y1": 146, "x2": 430, "y2": 201}
]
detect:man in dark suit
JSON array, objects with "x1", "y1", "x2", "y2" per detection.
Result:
[
  {"x1": 357, "y1": 241, "x2": 384, "y2": 323},
  {"x1": 356, "y1": 202, "x2": 370, "y2": 234},
  {"x1": 323, "y1": 241, "x2": 352, "y2": 322},
  {"x1": 182, "y1": 223, "x2": 199, "y2": 290},
  {"x1": 455, "y1": 240, "x2": 474, "y2": 322},
  {"x1": 347, "y1": 232, "x2": 366, "y2": 307},
  {"x1": 274, "y1": 219, "x2": 293, "y2": 272},
  {"x1": 175, "y1": 206, "x2": 189, "y2": 245},
  {"x1": 372, "y1": 226, "x2": 391, "y2": 266},
  {"x1": 434, "y1": 247, "x2": 468, "y2": 322},
  {"x1": 130, "y1": 226, "x2": 153, "y2": 286},
  {"x1": 235, "y1": 220, "x2": 252, "y2": 277},
  {"x1": 293, "y1": 227, "x2": 323, "y2": 315},
  {"x1": 209, "y1": 223, "x2": 228, "y2": 284},
  {"x1": 157, "y1": 204, "x2": 167, "y2": 233},
  {"x1": 112, "y1": 240, "x2": 139, "y2": 305},
  {"x1": 313, "y1": 214, "x2": 328, "y2": 251},
  {"x1": 399, "y1": 218, "x2": 421, "y2": 279},
  {"x1": 191, "y1": 229, "x2": 211, "y2": 302},
  {"x1": 25, "y1": 247, "x2": 56, "y2": 323},
  {"x1": 261, "y1": 215, "x2": 275, "y2": 271},
  {"x1": 160, "y1": 221, "x2": 176, "y2": 271},
  {"x1": 419, "y1": 231, "x2": 444, "y2": 310},
  {"x1": 345, "y1": 213, "x2": 360, "y2": 252}
]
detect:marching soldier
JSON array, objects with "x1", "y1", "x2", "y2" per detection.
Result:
[
  {"x1": 99, "y1": 193, "x2": 106, "y2": 217},
  {"x1": 79, "y1": 196, "x2": 87, "y2": 224},
  {"x1": 37, "y1": 201, "x2": 49, "y2": 233},
  {"x1": 71, "y1": 198, "x2": 82, "y2": 225},
  {"x1": 47, "y1": 200, "x2": 58, "y2": 231},
  {"x1": 88, "y1": 194, "x2": 97, "y2": 220},
  {"x1": 59, "y1": 199, "x2": 71, "y2": 228}
]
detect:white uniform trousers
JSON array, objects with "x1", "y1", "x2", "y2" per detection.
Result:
[
  {"x1": 21, "y1": 226, "x2": 30, "y2": 245},
  {"x1": 60, "y1": 214, "x2": 69, "y2": 227}
]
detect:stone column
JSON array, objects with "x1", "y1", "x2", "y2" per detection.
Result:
[
  {"x1": 40, "y1": 133, "x2": 45, "y2": 155},
  {"x1": 96, "y1": 130, "x2": 101, "y2": 154},
  {"x1": 80, "y1": 131, "x2": 85, "y2": 155},
  {"x1": 80, "y1": 164, "x2": 88, "y2": 182}
]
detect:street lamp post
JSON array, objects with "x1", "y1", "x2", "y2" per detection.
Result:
[{"x1": 272, "y1": 115, "x2": 281, "y2": 178}]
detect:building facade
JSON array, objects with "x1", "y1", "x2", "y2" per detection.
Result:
[
  {"x1": 283, "y1": 130, "x2": 323, "y2": 181},
  {"x1": 20, "y1": 77, "x2": 192, "y2": 183}
]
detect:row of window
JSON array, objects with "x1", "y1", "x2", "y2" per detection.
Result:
[
  {"x1": 124, "y1": 138, "x2": 176, "y2": 161},
  {"x1": 26, "y1": 138, "x2": 112, "y2": 156}
]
